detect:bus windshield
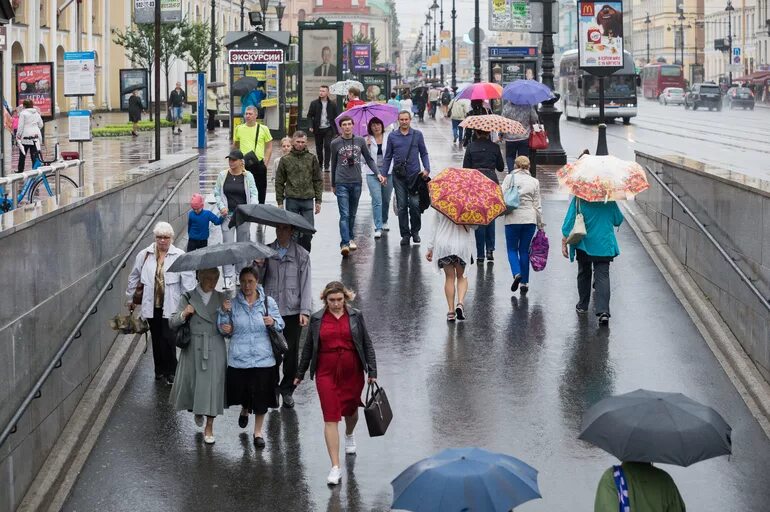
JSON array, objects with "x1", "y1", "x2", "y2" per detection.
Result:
[
  {"x1": 660, "y1": 66, "x2": 682, "y2": 77},
  {"x1": 584, "y1": 75, "x2": 636, "y2": 99}
]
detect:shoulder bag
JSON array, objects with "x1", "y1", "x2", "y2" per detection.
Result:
[
  {"x1": 528, "y1": 121, "x2": 549, "y2": 150},
  {"x1": 503, "y1": 173, "x2": 520, "y2": 212},
  {"x1": 242, "y1": 124, "x2": 262, "y2": 169},
  {"x1": 131, "y1": 251, "x2": 152, "y2": 305},
  {"x1": 392, "y1": 134, "x2": 416, "y2": 179},
  {"x1": 612, "y1": 465, "x2": 631, "y2": 512},
  {"x1": 263, "y1": 298, "x2": 288, "y2": 355},
  {"x1": 173, "y1": 292, "x2": 193, "y2": 348},
  {"x1": 364, "y1": 382, "x2": 393, "y2": 437},
  {"x1": 565, "y1": 198, "x2": 586, "y2": 245}
]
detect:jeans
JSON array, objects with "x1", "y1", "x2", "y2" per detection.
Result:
[
  {"x1": 475, "y1": 220, "x2": 496, "y2": 258},
  {"x1": 314, "y1": 127, "x2": 334, "y2": 169},
  {"x1": 221, "y1": 215, "x2": 252, "y2": 279},
  {"x1": 505, "y1": 223, "x2": 537, "y2": 284},
  {"x1": 366, "y1": 174, "x2": 393, "y2": 231},
  {"x1": 505, "y1": 140, "x2": 530, "y2": 172},
  {"x1": 171, "y1": 106, "x2": 183, "y2": 122},
  {"x1": 335, "y1": 182, "x2": 362, "y2": 247},
  {"x1": 451, "y1": 119, "x2": 464, "y2": 142},
  {"x1": 576, "y1": 250, "x2": 612, "y2": 316},
  {"x1": 393, "y1": 175, "x2": 422, "y2": 238},
  {"x1": 285, "y1": 197, "x2": 315, "y2": 252}
]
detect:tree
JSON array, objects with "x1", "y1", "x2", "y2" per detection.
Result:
[
  {"x1": 179, "y1": 20, "x2": 220, "y2": 73},
  {"x1": 346, "y1": 32, "x2": 380, "y2": 65}
]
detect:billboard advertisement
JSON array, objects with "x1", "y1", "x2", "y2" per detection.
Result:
[
  {"x1": 120, "y1": 68, "x2": 149, "y2": 112},
  {"x1": 15, "y1": 63, "x2": 55, "y2": 120},
  {"x1": 351, "y1": 44, "x2": 371, "y2": 72},
  {"x1": 359, "y1": 73, "x2": 388, "y2": 102},
  {"x1": 489, "y1": 0, "x2": 530, "y2": 32},
  {"x1": 299, "y1": 26, "x2": 341, "y2": 117},
  {"x1": 578, "y1": 1, "x2": 624, "y2": 72}
]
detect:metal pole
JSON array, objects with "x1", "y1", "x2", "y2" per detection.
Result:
[
  {"x1": 154, "y1": 0, "x2": 161, "y2": 162},
  {"x1": 210, "y1": 0, "x2": 217, "y2": 82},
  {"x1": 433, "y1": 12, "x2": 437, "y2": 52},
  {"x1": 536, "y1": 0, "x2": 566, "y2": 165},
  {"x1": 596, "y1": 76, "x2": 608, "y2": 155},
  {"x1": 727, "y1": 5, "x2": 732, "y2": 86},
  {"x1": 646, "y1": 13, "x2": 650, "y2": 63},
  {"x1": 473, "y1": 0, "x2": 480, "y2": 82},
  {"x1": 439, "y1": 0, "x2": 444, "y2": 84},
  {"x1": 0, "y1": 50, "x2": 4, "y2": 178},
  {"x1": 240, "y1": 0, "x2": 245, "y2": 31},
  {"x1": 451, "y1": 0, "x2": 456, "y2": 92},
  {"x1": 76, "y1": 2, "x2": 84, "y2": 177}
]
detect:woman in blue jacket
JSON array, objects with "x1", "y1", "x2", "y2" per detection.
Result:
[
  {"x1": 218, "y1": 267, "x2": 284, "y2": 448},
  {"x1": 561, "y1": 197, "x2": 624, "y2": 325}
]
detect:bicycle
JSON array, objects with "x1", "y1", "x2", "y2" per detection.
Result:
[{"x1": 1, "y1": 143, "x2": 79, "y2": 213}]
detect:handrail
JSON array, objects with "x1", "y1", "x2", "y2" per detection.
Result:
[
  {"x1": 0, "y1": 160, "x2": 83, "y2": 211},
  {"x1": 645, "y1": 165, "x2": 770, "y2": 313},
  {"x1": 0, "y1": 166, "x2": 196, "y2": 448}
]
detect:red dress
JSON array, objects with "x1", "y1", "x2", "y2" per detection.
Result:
[{"x1": 316, "y1": 310, "x2": 364, "y2": 422}]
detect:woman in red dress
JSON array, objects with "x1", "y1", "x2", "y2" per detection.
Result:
[{"x1": 295, "y1": 281, "x2": 377, "y2": 486}]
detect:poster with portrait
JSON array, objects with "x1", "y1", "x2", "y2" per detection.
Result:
[
  {"x1": 184, "y1": 72, "x2": 199, "y2": 104},
  {"x1": 578, "y1": 1, "x2": 624, "y2": 73},
  {"x1": 359, "y1": 73, "x2": 388, "y2": 102},
  {"x1": 120, "y1": 69, "x2": 149, "y2": 111},
  {"x1": 15, "y1": 63, "x2": 55, "y2": 121},
  {"x1": 299, "y1": 26, "x2": 341, "y2": 120}
]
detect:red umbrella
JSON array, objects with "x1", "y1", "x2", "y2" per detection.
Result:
[
  {"x1": 455, "y1": 82, "x2": 503, "y2": 101},
  {"x1": 428, "y1": 168, "x2": 506, "y2": 225}
]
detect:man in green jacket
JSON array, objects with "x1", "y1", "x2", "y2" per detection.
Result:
[
  {"x1": 275, "y1": 131, "x2": 323, "y2": 252},
  {"x1": 594, "y1": 461, "x2": 686, "y2": 512}
]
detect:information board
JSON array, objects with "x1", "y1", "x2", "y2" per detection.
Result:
[
  {"x1": 68, "y1": 110, "x2": 92, "y2": 141},
  {"x1": 64, "y1": 51, "x2": 96, "y2": 97},
  {"x1": 135, "y1": 0, "x2": 183, "y2": 24}
]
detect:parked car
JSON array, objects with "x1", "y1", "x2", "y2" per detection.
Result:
[
  {"x1": 658, "y1": 87, "x2": 685, "y2": 105},
  {"x1": 724, "y1": 86, "x2": 755, "y2": 110},
  {"x1": 684, "y1": 83, "x2": 722, "y2": 111}
]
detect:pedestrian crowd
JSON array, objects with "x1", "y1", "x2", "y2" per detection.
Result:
[{"x1": 119, "y1": 81, "x2": 699, "y2": 510}]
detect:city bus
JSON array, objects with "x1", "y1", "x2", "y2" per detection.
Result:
[
  {"x1": 558, "y1": 49, "x2": 638, "y2": 125},
  {"x1": 640, "y1": 63, "x2": 686, "y2": 99}
]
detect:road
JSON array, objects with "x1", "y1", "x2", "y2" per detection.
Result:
[
  {"x1": 61, "y1": 118, "x2": 770, "y2": 511},
  {"x1": 559, "y1": 98, "x2": 770, "y2": 179}
]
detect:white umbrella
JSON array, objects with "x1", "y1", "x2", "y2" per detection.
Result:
[
  {"x1": 557, "y1": 155, "x2": 650, "y2": 202},
  {"x1": 329, "y1": 80, "x2": 364, "y2": 96}
]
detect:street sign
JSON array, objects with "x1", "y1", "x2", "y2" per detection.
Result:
[
  {"x1": 68, "y1": 110, "x2": 92, "y2": 142},
  {"x1": 134, "y1": 0, "x2": 183, "y2": 24},
  {"x1": 468, "y1": 27, "x2": 486, "y2": 43},
  {"x1": 734, "y1": 55, "x2": 741, "y2": 64},
  {"x1": 733, "y1": 47, "x2": 741, "y2": 56},
  {"x1": 488, "y1": 46, "x2": 538, "y2": 58},
  {"x1": 228, "y1": 49, "x2": 284, "y2": 65}
]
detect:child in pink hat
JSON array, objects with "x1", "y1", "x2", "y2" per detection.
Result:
[{"x1": 187, "y1": 193, "x2": 225, "y2": 252}]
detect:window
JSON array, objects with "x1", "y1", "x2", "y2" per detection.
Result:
[
  {"x1": 40, "y1": 0, "x2": 49, "y2": 28},
  {"x1": 298, "y1": 9, "x2": 306, "y2": 22},
  {"x1": 316, "y1": 0, "x2": 323, "y2": 6}
]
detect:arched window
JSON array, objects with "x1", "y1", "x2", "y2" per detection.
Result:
[{"x1": 298, "y1": 9, "x2": 306, "y2": 22}]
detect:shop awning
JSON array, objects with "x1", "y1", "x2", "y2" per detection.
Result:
[{"x1": 732, "y1": 71, "x2": 770, "y2": 84}]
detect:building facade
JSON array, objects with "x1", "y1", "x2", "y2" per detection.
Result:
[{"x1": 703, "y1": 0, "x2": 768, "y2": 83}]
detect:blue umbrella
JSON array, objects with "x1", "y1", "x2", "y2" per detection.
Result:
[
  {"x1": 502, "y1": 80, "x2": 554, "y2": 105},
  {"x1": 391, "y1": 448, "x2": 541, "y2": 511}
]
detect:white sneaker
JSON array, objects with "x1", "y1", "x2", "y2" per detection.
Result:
[
  {"x1": 374, "y1": 230, "x2": 382, "y2": 239},
  {"x1": 382, "y1": 225, "x2": 390, "y2": 232},
  {"x1": 327, "y1": 465, "x2": 342, "y2": 485},
  {"x1": 344, "y1": 434, "x2": 357, "y2": 454},
  {"x1": 349, "y1": 240, "x2": 358, "y2": 250},
  {"x1": 194, "y1": 414, "x2": 204, "y2": 427}
]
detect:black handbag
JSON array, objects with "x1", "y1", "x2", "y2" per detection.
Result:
[
  {"x1": 243, "y1": 124, "x2": 262, "y2": 170},
  {"x1": 174, "y1": 320, "x2": 192, "y2": 349},
  {"x1": 263, "y1": 299, "x2": 288, "y2": 355},
  {"x1": 364, "y1": 382, "x2": 393, "y2": 437},
  {"x1": 393, "y1": 134, "x2": 416, "y2": 179}
]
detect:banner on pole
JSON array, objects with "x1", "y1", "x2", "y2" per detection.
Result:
[
  {"x1": 577, "y1": 1, "x2": 624, "y2": 73},
  {"x1": 489, "y1": 0, "x2": 530, "y2": 32},
  {"x1": 64, "y1": 51, "x2": 96, "y2": 97}
]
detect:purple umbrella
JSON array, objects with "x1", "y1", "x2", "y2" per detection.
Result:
[
  {"x1": 502, "y1": 80, "x2": 554, "y2": 105},
  {"x1": 335, "y1": 102, "x2": 399, "y2": 136}
]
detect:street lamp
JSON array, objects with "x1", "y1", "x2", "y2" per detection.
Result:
[
  {"x1": 424, "y1": 16, "x2": 430, "y2": 58},
  {"x1": 259, "y1": 0, "x2": 270, "y2": 30},
  {"x1": 725, "y1": 0, "x2": 735, "y2": 87},
  {"x1": 473, "y1": 0, "x2": 480, "y2": 82},
  {"x1": 450, "y1": 0, "x2": 457, "y2": 92},
  {"x1": 275, "y1": 2, "x2": 285, "y2": 31},
  {"x1": 439, "y1": 0, "x2": 445, "y2": 84},
  {"x1": 667, "y1": 8, "x2": 690, "y2": 68},
  {"x1": 430, "y1": 0, "x2": 438, "y2": 52},
  {"x1": 240, "y1": 0, "x2": 245, "y2": 31},
  {"x1": 644, "y1": 13, "x2": 651, "y2": 63},
  {"x1": 210, "y1": 0, "x2": 217, "y2": 80}
]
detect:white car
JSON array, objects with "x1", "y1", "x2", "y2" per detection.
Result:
[{"x1": 658, "y1": 87, "x2": 685, "y2": 106}]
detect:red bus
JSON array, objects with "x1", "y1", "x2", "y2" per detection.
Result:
[{"x1": 641, "y1": 64, "x2": 685, "y2": 99}]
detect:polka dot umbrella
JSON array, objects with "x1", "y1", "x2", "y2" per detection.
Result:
[{"x1": 459, "y1": 114, "x2": 527, "y2": 135}]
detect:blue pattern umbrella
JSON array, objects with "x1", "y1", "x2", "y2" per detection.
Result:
[
  {"x1": 391, "y1": 448, "x2": 541, "y2": 512},
  {"x1": 502, "y1": 80, "x2": 554, "y2": 105}
]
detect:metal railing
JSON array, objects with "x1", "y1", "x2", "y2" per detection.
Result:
[
  {"x1": 646, "y1": 165, "x2": 770, "y2": 313},
  {"x1": 0, "y1": 166, "x2": 196, "y2": 448},
  {"x1": 0, "y1": 160, "x2": 83, "y2": 211}
]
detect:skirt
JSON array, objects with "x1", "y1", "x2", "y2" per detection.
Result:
[
  {"x1": 438, "y1": 254, "x2": 467, "y2": 269},
  {"x1": 316, "y1": 349, "x2": 364, "y2": 422},
  {"x1": 225, "y1": 366, "x2": 279, "y2": 415}
]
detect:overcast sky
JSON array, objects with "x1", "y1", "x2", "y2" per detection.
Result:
[{"x1": 393, "y1": 0, "x2": 491, "y2": 42}]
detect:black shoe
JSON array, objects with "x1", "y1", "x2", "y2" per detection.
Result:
[
  {"x1": 165, "y1": 375, "x2": 175, "y2": 385},
  {"x1": 598, "y1": 313, "x2": 610, "y2": 325},
  {"x1": 477, "y1": 257, "x2": 484, "y2": 264},
  {"x1": 400, "y1": 236, "x2": 410, "y2": 246},
  {"x1": 412, "y1": 234, "x2": 421, "y2": 244},
  {"x1": 511, "y1": 274, "x2": 521, "y2": 292},
  {"x1": 155, "y1": 374, "x2": 163, "y2": 380},
  {"x1": 282, "y1": 392, "x2": 295, "y2": 408},
  {"x1": 238, "y1": 414, "x2": 249, "y2": 428},
  {"x1": 486, "y1": 250, "x2": 494, "y2": 261},
  {"x1": 254, "y1": 436, "x2": 266, "y2": 448},
  {"x1": 576, "y1": 305, "x2": 588, "y2": 314},
  {"x1": 520, "y1": 284, "x2": 529, "y2": 295}
]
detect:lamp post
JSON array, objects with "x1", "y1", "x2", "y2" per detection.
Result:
[
  {"x1": 430, "y1": 0, "x2": 438, "y2": 52},
  {"x1": 473, "y1": 0, "x2": 480, "y2": 82},
  {"x1": 439, "y1": 0, "x2": 445, "y2": 84},
  {"x1": 644, "y1": 12, "x2": 651, "y2": 63},
  {"x1": 259, "y1": 0, "x2": 270, "y2": 30},
  {"x1": 240, "y1": 0, "x2": 245, "y2": 31},
  {"x1": 425, "y1": 16, "x2": 430, "y2": 59},
  {"x1": 275, "y1": 2, "x2": 285, "y2": 31},
  {"x1": 667, "y1": 9, "x2": 690, "y2": 69},
  {"x1": 210, "y1": 0, "x2": 217, "y2": 81},
  {"x1": 451, "y1": 0, "x2": 456, "y2": 92},
  {"x1": 725, "y1": 0, "x2": 734, "y2": 87}
]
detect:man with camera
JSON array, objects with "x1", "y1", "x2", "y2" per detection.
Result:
[
  {"x1": 382, "y1": 110, "x2": 431, "y2": 246},
  {"x1": 330, "y1": 116, "x2": 382, "y2": 257},
  {"x1": 233, "y1": 105, "x2": 273, "y2": 204}
]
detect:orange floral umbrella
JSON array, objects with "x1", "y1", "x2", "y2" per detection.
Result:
[
  {"x1": 459, "y1": 114, "x2": 527, "y2": 135},
  {"x1": 428, "y1": 167, "x2": 506, "y2": 225},
  {"x1": 557, "y1": 155, "x2": 650, "y2": 202}
]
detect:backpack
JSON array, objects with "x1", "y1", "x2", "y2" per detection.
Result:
[{"x1": 441, "y1": 91, "x2": 451, "y2": 103}]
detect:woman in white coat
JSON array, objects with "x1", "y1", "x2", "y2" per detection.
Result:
[
  {"x1": 126, "y1": 222, "x2": 196, "y2": 384},
  {"x1": 364, "y1": 117, "x2": 394, "y2": 238},
  {"x1": 16, "y1": 99, "x2": 44, "y2": 173},
  {"x1": 501, "y1": 156, "x2": 543, "y2": 295}
]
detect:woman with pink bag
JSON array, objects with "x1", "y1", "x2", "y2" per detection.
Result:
[{"x1": 501, "y1": 156, "x2": 544, "y2": 295}]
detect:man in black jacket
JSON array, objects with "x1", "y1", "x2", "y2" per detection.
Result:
[{"x1": 306, "y1": 85, "x2": 339, "y2": 172}]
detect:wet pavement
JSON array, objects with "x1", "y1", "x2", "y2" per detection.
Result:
[{"x1": 62, "y1": 116, "x2": 770, "y2": 511}]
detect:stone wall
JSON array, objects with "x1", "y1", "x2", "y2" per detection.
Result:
[
  {"x1": 0, "y1": 154, "x2": 199, "y2": 512},
  {"x1": 635, "y1": 152, "x2": 770, "y2": 380}
]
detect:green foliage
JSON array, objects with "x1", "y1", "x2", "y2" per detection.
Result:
[
  {"x1": 92, "y1": 117, "x2": 195, "y2": 137},
  {"x1": 179, "y1": 20, "x2": 220, "y2": 73},
  {"x1": 347, "y1": 33, "x2": 380, "y2": 65}
]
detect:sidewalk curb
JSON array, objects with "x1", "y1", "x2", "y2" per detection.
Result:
[
  {"x1": 621, "y1": 200, "x2": 770, "y2": 439},
  {"x1": 17, "y1": 332, "x2": 147, "y2": 512}
]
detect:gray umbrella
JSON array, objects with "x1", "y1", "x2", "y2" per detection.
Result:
[
  {"x1": 579, "y1": 389, "x2": 732, "y2": 467},
  {"x1": 232, "y1": 76, "x2": 260, "y2": 96},
  {"x1": 121, "y1": 83, "x2": 145, "y2": 94},
  {"x1": 235, "y1": 204, "x2": 316, "y2": 234},
  {"x1": 167, "y1": 242, "x2": 276, "y2": 272}
]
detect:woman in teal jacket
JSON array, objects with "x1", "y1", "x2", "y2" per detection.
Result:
[{"x1": 561, "y1": 197, "x2": 624, "y2": 325}]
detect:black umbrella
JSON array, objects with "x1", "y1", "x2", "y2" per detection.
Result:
[
  {"x1": 579, "y1": 389, "x2": 732, "y2": 467},
  {"x1": 207, "y1": 81, "x2": 226, "y2": 89},
  {"x1": 232, "y1": 77, "x2": 260, "y2": 96},
  {"x1": 121, "y1": 83, "x2": 145, "y2": 95},
  {"x1": 235, "y1": 204, "x2": 316, "y2": 234},
  {"x1": 167, "y1": 242, "x2": 276, "y2": 272}
]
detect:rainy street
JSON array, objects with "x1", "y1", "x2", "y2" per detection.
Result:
[{"x1": 61, "y1": 115, "x2": 770, "y2": 511}]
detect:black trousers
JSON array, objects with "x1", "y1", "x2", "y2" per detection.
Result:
[
  {"x1": 314, "y1": 127, "x2": 334, "y2": 169},
  {"x1": 206, "y1": 109, "x2": 217, "y2": 131},
  {"x1": 576, "y1": 250, "x2": 612, "y2": 316},
  {"x1": 186, "y1": 238, "x2": 208, "y2": 252},
  {"x1": 17, "y1": 143, "x2": 39, "y2": 173},
  {"x1": 148, "y1": 308, "x2": 177, "y2": 377},
  {"x1": 246, "y1": 159, "x2": 268, "y2": 204},
  {"x1": 279, "y1": 314, "x2": 301, "y2": 393}
]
